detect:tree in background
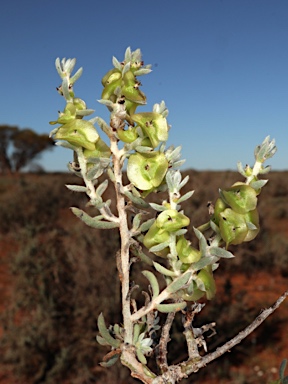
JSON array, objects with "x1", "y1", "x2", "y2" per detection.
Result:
[{"x1": 0, "y1": 125, "x2": 54, "y2": 173}]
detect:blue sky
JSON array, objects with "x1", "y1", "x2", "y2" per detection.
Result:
[{"x1": 1, "y1": 0, "x2": 288, "y2": 172}]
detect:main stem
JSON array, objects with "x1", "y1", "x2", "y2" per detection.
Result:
[{"x1": 111, "y1": 135, "x2": 133, "y2": 344}]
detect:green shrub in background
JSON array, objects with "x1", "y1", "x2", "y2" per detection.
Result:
[{"x1": 48, "y1": 47, "x2": 287, "y2": 383}]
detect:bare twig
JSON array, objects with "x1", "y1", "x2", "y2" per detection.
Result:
[
  {"x1": 181, "y1": 290, "x2": 288, "y2": 376},
  {"x1": 156, "y1": 312, "x2": 175, "y2": 374}
]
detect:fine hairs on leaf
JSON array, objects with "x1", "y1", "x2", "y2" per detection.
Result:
[{"x1": 50, "y1": 47, "x2": 287, "y2": 383}]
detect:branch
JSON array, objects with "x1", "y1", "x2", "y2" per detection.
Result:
[
  {"x1": 181, "y1": 290, "x2": 288, "y2": 376},
  {"x1": 156, "y1": 312, "x2": 175, "y2": 374}
]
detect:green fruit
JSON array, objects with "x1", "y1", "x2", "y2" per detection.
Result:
[
  {"x1": 211, "y1": 198, "x2": 228, "y2": 226},
  {"x1": 143, "y1": 221, "x2": 170, "y2": 251},
  {"x1": 197, "y1": 267, "x2": 216, "y2": 300},
  {"x1": 101, "y1": 78, "x2": 122, "y2": 101},
  {"x1": 54, "y1": 119, "x2": 99, "y2": 150},
  {"x1": 156, "y1": 210, "x2": 190, "y2": 232},
  {"x1": 243, "y1": 209, "x2": 260, "y2": 242},
  {"x1": 101, "y1": 68, "x2": 121, "y2": 87},
  {"x1": 176, "y1": 236, "x2": 201, "y2": 264},
  {"x1": 122, "y1": 70, "x2": 146, "y2": 105},
  {"x1": 131, "y1": 112, "x2": 169, "y2": 148},
  {"x1": 117, "y1": 126, "x2": 138, "y2": 143},
  {"x1": 127, "y1": 151, "x2": 168, "y2": 191},
  {"x1": 83, "y1": 137, "x2": 111, "y2": 160},
  {"x1": 219, "y1": 208, "x2": 248, "y2": 247},
  {"x1": 221, "y1": 184, "x2": 257, "y2": 214}
]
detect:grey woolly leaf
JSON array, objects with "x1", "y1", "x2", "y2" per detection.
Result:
[
  {"x1": 210, "y1": 219, "x2": 220, "y2": 234},
  {"x1": 153, "y1": 262, "x2": 178, "y2": 277},
  {"x1": 96, "y1": 179, "x2": 109, "y2": 196},
  {"x1": 153, "y1": 100, "x2": 168, "y2": 116},
  {"x1": 96, "y1": 335, "x2": 110, "y2": 346},
  {"x1": 246, "y1": 222, "x2": 258, "y2": 230},
  {"x1": 132, "y1": 213, "x2": 142, "y2": 231},
  {"x1": 139, "y1": 218, "x2": 155, "y2": 233},
  {"x1": 65, "y1": 58, "x2": 76, "y2": 74},
  {"x1": 193, "y1": 227, "x2": 208, "y2": 253},
  {"x1": 195, "y1": 277, "x2": 206, "y2": 292},
  {"x1": 124, "y1": 190, "x2": 150, "y2": 208},
  {"x1": 165, "y1": 170, "x2": 174, "y2": 191},
  {"x1": 124, "y1": 46, "x2": 132, "y2": 62},
  {"x1": 107, "y1": 168, "x2": 116, "y2": 183},
  {"x1": 62, "y1": 77, "x2": 71, "y2": 100},
  {"x1": 135, "y1": 145, "x2": 154, "y2": 154},
  {"x1": 86, "y1": 165, "x2": 104, "y2": 181},
  {"x1": 133, "y1": 323, "x2": 142, "y2": 344},
  {"x1": 170, "y1": 169, "x2": 182, "y2": 186},
  {"x1": 250, "y1": 179, "x2": 268, "y2": 190},
  {"x1": 55, "y1": 141, "x2": 77, "y2": 150},
  {"x1": 49, "y1": 126, "x2": 59, "y2": 137},
  {"x1": 149, "y1": 242, "x2": 170, "y2": 253},
  {"x1": 95, "y1": 116, "x2": 112, "y2": 135},
  {"x1": 260, "y1": 165, "x2": 271, "y2": 174},
  {"x1": 65, "y1": 184, "x2": 87, "y2": 193},
  {"x1": 209, "y1": 247, "x2": 234, "y2": 258},
  {"x1": 112, "y1": 56, "x2": 122, "y2": 70},
  {"x1": 134, "y1": 68, "x2": 152, "y2": 76},
  {"x1": 70, "y1": 67, "x2": 83, "y2": 84},
  {"x1": 179, "y1": 175, "x2": 189, "y2": 189},
  {"x1": 165, "y1": 146, "x2": 182, "y2": 163},
  {"x1": 76, "y1": 108, "x2": 94, "y2": 116},
  {"x1": 97, "y1": 313, "x2": 121, "y2": 348},
  {"x1": 142, "y1": 270, "x2": 160, "y2": 299},
  {"x1": 71, "y1": 208, "x2": 119, "y2": 229},
  {"x1": 280, "y1": 359, "x2": 287, "y2": 380},
  {"x1": 97, "y1": 99, "x2": 114, "y2": 107},
  {"x1": 166, "y1": 272, "x2": 192, "y2": 294},
  {"x1": 173, "y1": 229, "x2": 187, "y2": 236},
  {"x1": 100, "y1": 353, "x2": 120, "y2": 367},
  {"x1": 177, "y1": 191, "x2": 194, "y2": 204},
  {"x1": 136, "y1": 349, "x2": 147, "y2": 365},
  {"x1": 131, "y1": 48, "x2": 141, "y2": 62},
  {"x1": 149, "y1": 203, "x2": 166, "y2": 212},
  {"x1": 90, "y1": 157, "x2": 110, "y2": 168},
  {"x1": 191, "y1": 256, "x2": 218, "y2": 271},
  {"x1": 55, "y1": 58, "x2": 64, "y2": 78},
  {"x1": 67, "y1": 163, "x2": 82, "y2": 177},
  {"x1": 122, "y1": 62, "x2": 131, "y2": 75},
  {"x1": 237, "y1": 161, "x2": 246, "y2": 176},
  {"x1": 156, "y1": 302, "x2": 186, "y2": 313},
  {"x1": 170, "y1": 160, "x2": 186, "y2": 169}
]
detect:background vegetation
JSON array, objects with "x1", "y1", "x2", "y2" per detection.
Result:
[{"x1": 0, "y1": 170, "x2": 287, "y2": 383}]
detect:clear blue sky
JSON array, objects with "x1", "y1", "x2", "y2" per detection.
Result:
[{"x1": 1, "y1": 0, "x2": 288, "y2": 171}]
